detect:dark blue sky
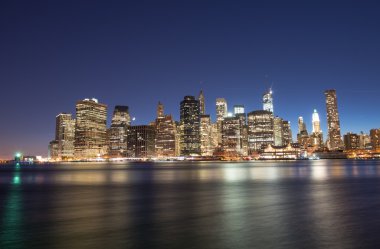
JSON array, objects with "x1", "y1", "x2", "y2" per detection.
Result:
[{"x1": 1, "y1": 0, "x2": 380, "y2": 158}]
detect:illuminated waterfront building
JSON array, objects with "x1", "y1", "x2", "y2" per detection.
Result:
[
  {"x1": 74, "y1": 98, "x2": 107, "y2": 159},
  {"x1": 273, "y1": 117, "x2": 284, "y2": 146},
  {"x1": 344, "y1": 132, "x2": 360, "y2": 150},
  {"x1": 233, "y1": 105, "x2": 245, "y2": 115},
  {"x1": 247, "y1": 110, "x2": 274, "y2": 152},
  {"x1": 107, "y1": 106, "x2": 130, "y2": 158},
  {"x1": 359, "y1": 132, "x2": 371, "y2": 149},
  {"x1": 127, "y1": 125, "x2": 156, "y2": 158},
  {"x1": 310, "y1": 109, "x2": 323, "y2": 149},
  {"x1": 180, "y1": 96, "x2": 201, "y2": 156},
  {"x1": 222, "y1": 116, "x2": 243, "y2": 154},
  {"x1": 325, "y1": 90, "x2": 343, "y2": 150},
  {"x1": 48, "y1": 140, "x2": 59, "y2": 160},
  {"x1": 55, "y1": 113, "x2": 75, "y2": 159},
  {"x1": 297, "y1": 116, "x2": 310, "y2": 149},
  {"x1": 216, "y1": 98, "x2": 228, "y2": 144},
  {"x1": 155, "y1": 102, "x2": 176, "y2": 157},
  {"x1": 199, "y1": 90, "x2": 205, "y2": 115},
  {"x1": 282, "y1": 120, "x2": 292, "y2": 145},
  {"x1": 263, "y1": 88, "x2": 274, "y2": 113},
  {"x1": 370, "y1": 129, "x2": 380, "y2": 150},
  {"x1": 200, "y1": 115, "x2": 214, "y2": 156}
]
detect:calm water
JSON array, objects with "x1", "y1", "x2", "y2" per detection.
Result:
[{"x1": 1, "y1": 160, "x2": 380, "y2": 249}]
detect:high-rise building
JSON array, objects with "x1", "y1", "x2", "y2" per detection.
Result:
[
  {"x1": 216, "y1": 98, "x2": 228, "y2": 144},
  {"x1": 180, "y1": 96, "x2": 201, "y2": 156},
  {"x1": 48, "y1": 140, "x2": 59, "y2": 160},
  {"x1": 222, "y1": 116, "x2": 243, "y2": 154},
  {"x1": 199, "y1": 90, "x2": 205, "y2": 115},
  {"x1": 155, "y1": 102, "x2": 176, "y2": 158},
  {"x1": 344, "y1": 133, "x2": 359, "y2": 150},
  {"x1": 325, "y1": 90, "x2": 343, "y2": 150},
  {"x1": 55, "y1": 113, "x2": 75, "y2": 159},
  {"x1": 247, "y1": 110, "x2": 274, "y2": 152},
  {"x1": 127, "y1": 125, "x2": 156, "y2": 158},
  {"x1": 310, "y1": 109, "x2": 323, "y2": 149},
  {"x1": 297, "y1": 116, "x2": 310, "y2": 149},
  {"x1": 282, "y1": 120, "x2": 292, "y2": 145},
  {"x1": 107, "y1": 106, "x2": 130, "y2": 158},
  {"x1": 263, "y1": 88, "x2": 273, "y2": 113},
  {"x1": 200, "y1": 115, "x2": 214, "y2": 156},
  {"x1": 74, "y1": 98, "x2": 107, "y2": 159},
  {"x1": 370, "y1": 129, "x2": 380, "y2": 150},
  {"x1": 233, "y1": 105, "x2": 245, "y2": 115},
  {"x1": 273, "y1": 117, "x2": 284, "y2": 146},
  {"x1": 358, "y1": 132, "x2": 371, "y2": 149}
]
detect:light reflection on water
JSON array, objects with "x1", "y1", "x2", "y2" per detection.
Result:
[
  {"x1": 0, "y1": 160, "x2": 379, "y2": 185},
  {"x1": 1, "y1": 160, "x2": 380, "y2": 249}
]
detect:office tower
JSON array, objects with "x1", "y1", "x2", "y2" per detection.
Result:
[
  {"x1": 175, "y1": 121, "x2": 182, "y2": 156},
  {"x1": 273, "y1": 117, "x2": 284, "y2": 146},
  {"x1": 263, "y1": 88, "x2": 273, "y2": 113},
  {"x1": 310, "y1": 109, "x2": 323, "y2": 149},
  {"x1": 247, "y1": 110, "x2": 274, "y2": 152},
  {"x1": 358, "y1": 132, "x2": 371, "y2": 149},
  {"x1": 55, "y1": 113, "x2": 75, "y2": 160},
  {"x1": 282, "y1": 120, "x2": 292, "y2": 145},
  {"x1": 107, "y1": 106, "x2": 130, "y2": 158},
  {"x1": 312, "y1": 109, "x2": 321, "y2": 133},
  {"x1": 180, "y1": 96, "x2": 201, "y2": 156},
  {"x1": 325, "y1": 89, "x2": 343, "y2": 150},
  {"x1": 199, "y1": 90, "x2": 205, "y2": 115},
  {"x1": 216, "y1": 98, "x2": 228, "y2": 144},
  {"x1": 48, "y1": 140, "x2": 59, "y2": 160},
  {"x1": 370, "y1": 129, "x2": 380, "y2": 150},
  {"x1": 222, "y1": 116, "x2": 245, "y2": 155},
  {"x1": 200, "y1": 115, "x2": 214, "y2": 156},
  {"x1": 74, "y1": 98, "x2": 107, "y2": 159},
  {"x1": 297, "y1": 116, "x2": 310, "y2": 149},
  {"x1": 155, "y1": 102, "x2": 176, "y2": 157},
  {"x1": 344, "y1": 133, "x2": 360, "y2": 150},
  {"x1": 234, "y1": 105, "x2": 245, "y2": 115},
  {"x1": 127, "y1": 125, "x2": 156, "y2": 158}
]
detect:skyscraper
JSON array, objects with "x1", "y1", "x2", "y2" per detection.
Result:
[
  {"x1": 344, "y1": 133, "x2": 359, "y2": 150},
  {"x1": 198, "y1": 90, "x2": 205, "y2": 115},
  {"x1": 107, "y1": 106, "x2": 130, "y2": 158},
  {"x1": 55, "y1": 113, "x2": 75, "y2": 160},
  {"x1": 127, "y1": 125, "x2": 156, "y2": 158},
  {"x1": 247, "y1": 110, "x2": 274, "y2": 152},
  {"x1": 222, "y1": 116, "x2": 243, "y2": 155},
  {"x1": 273, "y1": 117, "x2": 284, "y2": 146},
  {"x1": 310, "y1": 109, "x2": 323, "y2": 149},
  {"x1": 216, "y1": 98, "x2": 228, "y2": 144},
  {"x1": 155, "y1": 102, "x2": 176, "y2": 158},
  {"x1": 325, "y1": 90, "x2": 343, "y2": 150},
  {"x1": 297, "y1": 116, "x2": 310, "y2": 149},
  {"x1": 200, "y1": 114, "x2": 214, "y2": 156},
  {"x1": 263, "y1": 88, "x2": 273, "y2": 113},
  {"x1": 74, "y1": 98, "x2": 107, "y2": 159},
  {"x1": 370, "y1": 129, "x2": 380, "y2": 150},
  {"x1": 180, "y1": 96, "x2": 201, "y2": 156}
]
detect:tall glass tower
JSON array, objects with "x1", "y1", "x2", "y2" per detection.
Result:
[
  {"x1": 324, "y1": 89, "x2": 343, "y2": 150},
  {"x1": 263, "y1": 88, "x2": 273, "y2": 113}
]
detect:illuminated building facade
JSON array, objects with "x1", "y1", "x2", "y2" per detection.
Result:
[
  {"x1": 233, "y1": 105, "x2": 245, "y2": 115},
  {"x1": 297, "y1": 116, "x2": 310, "y2": 149},
  {"x1": 310, "y1": 109, "x2": 323, "y2": 149},
  {"x1": 74, "y1": 98, "x2": 107, "y2": 159},
  {"x1": 199, "y1": 90, "x2": 205, "y2": 115},
  {"x1": 273, "y1": 117, "x2": 284, "y2": 146},
  {"x1": 155, "y1": 102, "x2": 176, "y2": 157},
  {"x1": 107, "y1": 106, "x2": 130, "y2": 158},
  {"x1": 282, "y1": 120, "x2": 292, "y2": 145},
  {"x1": 127, "y1": 125, "x2": 155, "y2": 158},
  {"x1": 344, "y1": 132, "x2": 360, "y2": 150},
  {"x1": 247, "y1": 110, "x2": 274, "y2": 152},
  {"x1": 216, "y1": 98, "x2": 227, "y2": 144},
  {"x1": 200, "y1": 115, "x2": 214, "y2": 156},
  {"x1": 370, "y1": 129, "x2": 380, "y2": 150},
  {"x1": 359, "y1": 132, "x2": 371, "y2": 149},
  {"x1": 48, "y1": 140, "x2": 59, "y2": 160},
  {"x1": 325, "y1": 89, "x2": 343, "y2": 150},
  {"x1": 55, "y1": 113, "x2": 75, "y2": 159},
  {"x1": 263, "y1": 88, "x2": 273, "y2": 113},
  {"x1": 222, "y1": 116, "x2": 243, "y2": 154},
  {"x1": 180, "y1": 96, "x2": 201, "y2": 156}
]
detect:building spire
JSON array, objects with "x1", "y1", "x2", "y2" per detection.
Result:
[{"x1": 157, "y1": 101, "x2": 164, "y2": 118}]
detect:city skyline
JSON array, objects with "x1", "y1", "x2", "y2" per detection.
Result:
[{"x1": 1, "y1": 1, "x2": 380, "y2": 158}]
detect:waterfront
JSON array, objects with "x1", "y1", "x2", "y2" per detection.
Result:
[{"x1": 1, "y1": 160, "x2": 380, "y2": 248}]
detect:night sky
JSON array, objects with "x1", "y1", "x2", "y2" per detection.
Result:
[{"x1": 1, "y1": 1, "x2": 380, "y2": 159}]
